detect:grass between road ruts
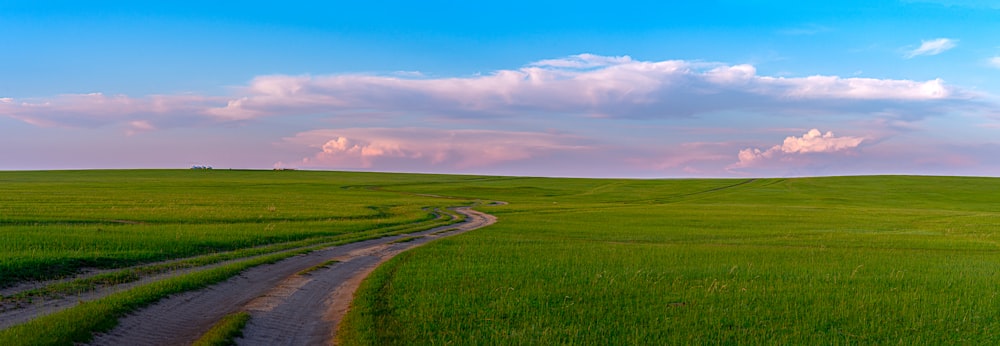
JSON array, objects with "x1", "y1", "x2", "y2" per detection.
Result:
[
  {"x1": 0, "y1": 210, "x2": 463, "y2": 346},
  {"x1": 0, "y1": 209, "x2": 460, "y2": 345},
  {"x1": 0, "y1": 249, "x2": 301, "y2": 345},
  {"x1": 2, "y1": 206, "x2": 458, "y2": 304},
  {"x1": 193, "y1": 311, "x2": 251, "y2": 346}
]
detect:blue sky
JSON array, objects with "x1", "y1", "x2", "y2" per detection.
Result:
[{"x1": 2, "y1": 1, "x2": 999, "y2": 177}]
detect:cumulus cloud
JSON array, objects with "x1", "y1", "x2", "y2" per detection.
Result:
[
  {"x1": 905, "y1": 38, "x2": 957, "y2": 58},
  {"x1": 1, "y1": 54, "x2": 983, "y2": 131},
  {"x1": 732, "y1": 129, "x2": 866, "y2": 168},
  {"x1": 284, "y1": 128, "x2": 590, "y2": 170}
]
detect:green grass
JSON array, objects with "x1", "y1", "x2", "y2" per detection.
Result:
[
  {"x1": 193, "y1": 312, "x2": 251, "y2": 346},
  {"x1": 0, "y1": 247, "x2": 305, "y2": 345},
  {"x1": 4, "y1": 170, "x2": 1000, "y2": 344},
  {"x1": 340, "y1": 175, "x2": 1000, "y2": 344},
  {"x1": 0, "y1": 211, "x2": 465, "y2": 345},
  {"x1": 0, "y1": 169, "x2": 478, "y2": 344},
  {"x1": 0, "y1": 169, "x2": 481, "y2": 287}
]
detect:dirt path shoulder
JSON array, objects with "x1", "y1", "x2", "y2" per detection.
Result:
[{"x1": 87, "y1": 207, "x2": 497, "y2": 346}]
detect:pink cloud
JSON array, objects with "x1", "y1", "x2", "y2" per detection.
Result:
[
  {"x1": 1, "y1": 54, "x2": 987, "y2": 132},
  {"x1": 633, "y1": 141, "x2": 735, "y2": 174},
  {"x1": 125, "y1": 120, "x2": 156, "y2": 136},
  {"x1": 0, "y1": 92, "x2": 222, "y2": 129},
  {"x1": 283, "y1": 128, "x2": 591, "y2": 170},
  {"x1": 207, "y1": 57, "x2": 960, "y2": 121},
  {"x1": 732, "y1": 129, "x2": 866, "y2": 169}
]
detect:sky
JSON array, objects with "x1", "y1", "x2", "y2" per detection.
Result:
[{"x1": 2, "y1": 0, "x2": 1000, "y2": 177}]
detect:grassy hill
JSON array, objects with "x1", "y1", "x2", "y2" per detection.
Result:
[
  {"x1": 1, "y1": 171, "x2": 998, "y2": 343},
  {"x1": 340, "y1": 175, "x2": 1000, "y2": 344}
]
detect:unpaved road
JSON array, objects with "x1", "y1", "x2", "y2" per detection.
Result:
[{"x1": 88, "y1": 206, "x2": 496, "y2": 346}]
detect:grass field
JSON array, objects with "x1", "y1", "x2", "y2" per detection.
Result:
[
  {"x1": 0, "y1": 169, "x2": 484, "y2": 344},
  {"x1": 340, "y1": 176, "x2": 1000, "y2": 344},
  {"x1": 0, "y1": 169, "x2": 480, "y2": 288},
  {"x1": 2, "y1": 171, "x2": 999, "y2": 344}
]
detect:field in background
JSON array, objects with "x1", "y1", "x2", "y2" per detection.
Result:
[{"x1": 341, "y1": 176, "x2": 1000, "y2": 344}]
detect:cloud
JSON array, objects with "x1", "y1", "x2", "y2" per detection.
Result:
[
  {"x1": 530, "y1": 53, "x2": 634, "y2": 68},
  {"x1": 125, "y1": 120, "x2": 156, "y2": 136},
  {"x1": 205, "y1": 55, "x2": 963, "y2": 121},
  {"x1": 989, "y1": 56, "x2": 1000, "y2": 69},
  {"x1": 393, "y1": 70, "x2": 425, "y2": 77},
  {"x1": 905, "y1": 38, "x2": 957, "y2": 58},
  {"x1": 632, "y1": 141, "x2": 735, "y2": 176},
  {"x1": 283, "y1": 128, "x2": 591, "y2": 170},
  {"x1": 1, "y1": 54, "x2": 985, "y2": 132},
  {"x1": 732, "y1": 129, "x2": 866, "y2": 169},
  {"x1": 0, "y1": 92, "x2": 222, "y2": 129}
]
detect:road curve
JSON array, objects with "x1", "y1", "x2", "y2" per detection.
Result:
[{"x1": 88, "y1": 206, "x2": 497, "y2": 346}]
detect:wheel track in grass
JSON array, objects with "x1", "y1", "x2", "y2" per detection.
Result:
[
  {"x1": 494, "y1": 179, "x2": 765, "y2": 217},
  {"x1": 0, "y1": 208, "x2": 446, "y2": 298},
  {"x1": 85, "y1": 205, "x2": 497, "y2": 346},
  {"x1": 675, "y1": 178, "x2": 757, "y2": 198},
  {"x1": 0, "y1": 208, "x2": 460, "y2": 331}
]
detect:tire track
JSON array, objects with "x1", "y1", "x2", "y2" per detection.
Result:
[
  {"x1": 87, "y1": 206, "x2": 497, "y2": 346},
  {"x1": 0, "y1": 211, "x2": 456, "y2": 331}
]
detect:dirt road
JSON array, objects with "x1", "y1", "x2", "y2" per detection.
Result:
[{"x1": 87, "y1": 206, "x2": 496, "y2": 346}]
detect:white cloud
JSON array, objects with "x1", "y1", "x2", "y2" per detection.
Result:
[
  {"x1": 393, "y1": 70, "x2": 425, "y2": 77},
  {"x1": 989, "y1": 56, "x2": 1000, "y2": 69},
  {"x1": 0, "y1": 54, "x2": 983, "y2": 131},
  {"x1": 779, "y1": 129, "x2": 865, "y2": 153},
  {"x1": 760, "y1": 76, "x2": 949, "y2": 99},
  {"x1": 285, "y1": 128, "x2": 590, "y2": 169},
  {"x1": 732, "y1": 129, "x2": 866, "y2": 168},
  {"x1": 530, "y1": 54, "x2": 634, "y2": 69},
  {"x1": 905, "y1": 38, "x2": 958, "y2": 58},
  {"x1": 205, "y1": 55, "x2": 961, "y2": 121}
]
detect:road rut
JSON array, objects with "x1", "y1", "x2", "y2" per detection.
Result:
[{"x1": 88, "y1": 207, "x2": 496, "y2": 346}]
